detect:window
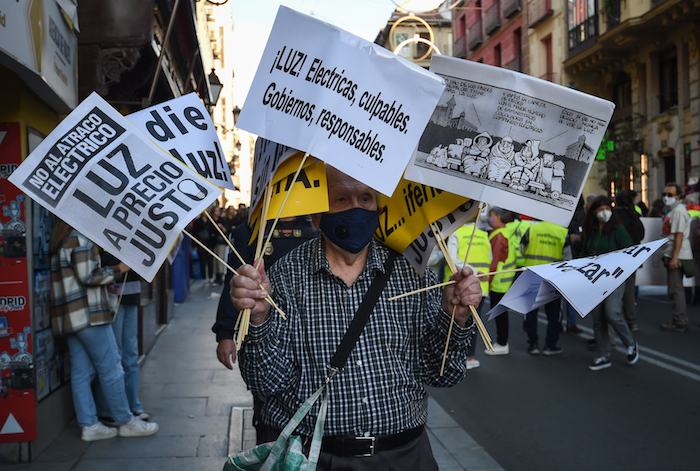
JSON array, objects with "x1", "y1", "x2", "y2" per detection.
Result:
[
  {"x1": 494, "y1": 44, "x2": 501, "y2": 67},
  {"x1": 659, "y1": 47, "x2": 678, "y2": 112},
  {"x1": 416, "y1": 32, "x2": 431, "y2": 58},
  {"x1": 568, "y1": 0, "x2": 597, "y2": 50}
]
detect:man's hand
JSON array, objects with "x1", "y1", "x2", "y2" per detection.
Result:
[
  {"x1": 441, "y1": 267, "x2": 483, "y2": 328},
  {"x1": 217, "y1": 339, "x2": 237, "y2": 369},
  {"x1": 230, "y1": 260, "x2": 272, "y2": 325}
]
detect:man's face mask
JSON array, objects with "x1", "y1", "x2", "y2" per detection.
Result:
[{"x1": 319, "y1": 208, "x2": 380, "y2": 254}]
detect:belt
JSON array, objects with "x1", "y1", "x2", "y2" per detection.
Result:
[{"x1": 320, "y1": 425, "x2": 425, "y2": 457}]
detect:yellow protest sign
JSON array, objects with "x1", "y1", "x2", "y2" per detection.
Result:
[{"x1": 375, "y1": 177, "x2": 470, "y2": 254}]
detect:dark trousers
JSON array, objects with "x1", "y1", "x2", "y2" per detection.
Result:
[
  {"x1": 523, "y1": 298, "x2": 561, "y2": 348},
  {"x1": 490, "y1": 291, "x2": 509, "y2": 346}
]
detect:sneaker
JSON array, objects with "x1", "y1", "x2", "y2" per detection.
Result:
[
  {"x1": 629, "y1": 323, "x2": 639, "y2": 332},
  {"x1": 98, "y1": 416, "x2": 118, "y2": 427},
  {"x1": 566, "y1": 325, "x2": 583, "y2": 334},
  {"x1": 466, "y1": 358, "x2": 480, "y2": 370},
  {"x1": 626, "y1": 341, "x2": 639, "y2": 364},
  {"x1": 660, "y1": 321, "x2": 687, "y2": 332},
  {"x1": 82, "y1": 422, "x2": 118, "y2": 442},
  {"x1": 589, "y1": 356, "x2": 611, "y2": 371},
  {"x1": 543, "y1": 345, "x2": 563, "y2": 356},
  {"x1": 527, "y1": 344, "x2": 540, "y2": 355},
  {"x1": 134, "y1": 411, "x2": 150, "y2": 421},
  {"x1": 119, "y1": 417, "x2": 159, "y2": 438},
  {"x1": 484, "y1": 343, "x2": 509, "y2": 356}
]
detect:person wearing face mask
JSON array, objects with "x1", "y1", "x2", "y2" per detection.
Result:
[
  {"x1": 659, "y1": 183, "x2": 694, "y2": 332},
  {"x1": 230, "y1": 165, "x2": 482, "y2": 469},
  {"x1": 581, "y1": 196, "x2": 638, "y2": 370}
]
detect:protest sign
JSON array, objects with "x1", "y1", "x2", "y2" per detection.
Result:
[
  {"x1": 8, "y1": 93, "x2": 222, "y2": 282},
  {"x1": 405, "y1": 55, "x2": 616, "y2": 227},
  {"x1": 236, "y1": 5, "x2": 445, "y2": 197},
  {"x1": 487, "y1": 239, "x2": 667, "y2": 319},
  {"x1": 128, "y1": 93, "x2": 235, "y2": 190},
  {"x1": 374, "y1": 176, "x2": 478, "y2": 273}
]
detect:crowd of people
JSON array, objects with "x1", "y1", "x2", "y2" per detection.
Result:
[{"x1": 429, "y1": 183, "x2": 699, "y2": 372}]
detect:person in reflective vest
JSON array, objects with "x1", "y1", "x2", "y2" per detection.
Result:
[
  {"x1": 520, "y1": 220, "x2": 570, "y2": 355},
  {"x1": 505, "y1": 217, "x2": 531, "y2": 269},
  {"x1": 440, "y1": 223, "x2": 492, "y2": 369},
  {"x1": 485, "y1": 207, "x2": 517, "y2": 356}
]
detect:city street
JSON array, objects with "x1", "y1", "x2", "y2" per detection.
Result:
[{"x1": 429, "y1": 286, "x2": 700, "y2": 471}]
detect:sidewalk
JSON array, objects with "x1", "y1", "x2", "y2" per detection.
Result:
[{"x1": 15, "y1": 280, "x2": 503, "y2": 470}]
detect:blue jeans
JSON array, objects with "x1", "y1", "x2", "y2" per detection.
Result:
[
  {"x1": 96, "y1": 302, "x2": 144, "y2": 415},
  {"x1": 565, "y1": 299, "x2": 578, "y2": 327},
  {"x1": 523, "y1": 298, "x2": 561, "y2": 349},
  {"x1": 67, "y1": 324, "x2": 133, "y2": 427}
]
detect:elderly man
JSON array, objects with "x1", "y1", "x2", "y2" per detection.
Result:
[
  {"x1": 230, "y1": 165, "x2": 482, "y2": 469},
  {"x1": 660, "y1": 182, "x2": 694, "y2": 332}
]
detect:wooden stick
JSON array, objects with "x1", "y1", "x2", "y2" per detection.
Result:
[
  {"x1": 440, "y1": 305, "x2": 457, "y2": 376},
  {"x1": 255, "y1": 153, "x2": 309, "y2": 270},
  {"x1": 254, "y1": 184, "x2": 273, "y2": 269},
  {"x1": 182, "y1": 229, "x2": 286, "y2": 319}
]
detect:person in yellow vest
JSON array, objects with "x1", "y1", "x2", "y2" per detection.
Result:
[
  {"x1": 485, "y1": 207, "x2": 518, "y2": 355},
  {"x1": 521, "y1": 219, "x2": 571, "y2": 355},
  {"x1": 505, "y1": 216, "x2": 531, "y2": 270},
  {"x1": 438, "y1": 223, "x2": 492, "y2": 369}
]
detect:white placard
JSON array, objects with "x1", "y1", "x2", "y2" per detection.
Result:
[
  {"x1": 236, "y1": 5, "x2": 445, "y2": 197},
  {"x1": 8, "y1": 93, "x2": 222, "y2": 282},
  {"x1": 487, "y1": 239, "x2": 667, "y2": 319},
  {"x1": 129, "y1": 93, "x2": 235, "y2": 190},
  {"x1": 249, "y1": 137, "x2": 298, "y2": 217},
  {"x1": 405, "y1": 55, "x2": 615, "y2": 227}
]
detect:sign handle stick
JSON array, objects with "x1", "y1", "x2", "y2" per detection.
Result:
[
  {"x1": 182, "y1": 229, "x2": 286, "y2": 319},
  {"x1": 255, "y1": 153, "x2": 310, "y2": 271}
]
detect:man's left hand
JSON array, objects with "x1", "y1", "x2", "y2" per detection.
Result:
[{"x1": 441, "y1": 267, "x2": 482, "y2": 327}]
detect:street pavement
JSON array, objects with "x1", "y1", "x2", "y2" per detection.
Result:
[{"x1": 12, "y1": 279, "x2": 504, "y2": 470}]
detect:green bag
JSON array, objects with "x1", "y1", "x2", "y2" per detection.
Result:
[{"x1": 224, "y1": 384, "x2": 328, "y2": 471}]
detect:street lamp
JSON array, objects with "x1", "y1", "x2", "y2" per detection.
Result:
[
  {"x1": 233, "y1": 106, "x2": 241, "y2": 126},
  {"x1": 207, "y1": 69, "x2": 223, "y2": 108}
]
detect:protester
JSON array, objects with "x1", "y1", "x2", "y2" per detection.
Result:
[
  {"x1": 581, "y1": 196, "x2": 639, "y2": 370},
  {"x1": 659, "y1": 183, "x2": 694, "y2": 332},
  {"x1": 521, "y1": 219, "x2": 569, "y2": 355},
  {"x1": 686, "y1": 192, "x2": 700, "y2": 305},
  {"x1": 192, "y1": 211, "x2": 216, "y2": 284},
  {"x1": 210, "y1": 206, "x2": 228, "y2": 284},
  {"x1": 485, "y1": 207, "x2": 516, "y2": 356},
  {"x1": 614, "y1": 190, "x2": 645, "y2": 332},
  {"x1": 50, "y1": 220, "x2": 158, "y2": 441},
  {"x1": 647, "y1": 198, "x2": 666, "y2": 218},
  {"x1": 230, "y1": 165, "x2": 482, "y2": 468},
  {"x1": 223, "y1": 205, "x2": 238, "y2": 236},
  {"x1": 564, "y1": 197, "x2": 586, "y2": 333},
  {"x1": 429, "y1": 222, "x2": 492, "y2": 369},
  {"x1": 95, "y1": 251, "x2": 150, "y2": 425},
  {"x1": 213, "y1": 215, "x2": 318, "y2": 443}
]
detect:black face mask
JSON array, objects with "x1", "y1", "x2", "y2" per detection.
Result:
[{"x1": 319, "y1": 207, "x2": 380, "y2": 254}]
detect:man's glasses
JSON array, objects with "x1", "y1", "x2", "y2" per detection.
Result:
[{"x1": 663, "y1": 192, "x2": 676, "y2": 197}]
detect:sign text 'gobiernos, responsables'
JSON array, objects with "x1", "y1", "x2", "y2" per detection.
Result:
[{"x1": 236, "y1": 6, "x2": 445, "y2": 197}]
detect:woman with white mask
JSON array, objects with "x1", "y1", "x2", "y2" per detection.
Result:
[{"x1": 581, "y1": 196, "x2": 639, "y2": 371}]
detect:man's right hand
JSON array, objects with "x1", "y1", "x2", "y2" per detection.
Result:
[
  {"x1": 217, "y1": 339, "x2": 237, "y2": 369},
  {"x1": 230, "y1": 260, "x2": 272, "y2": 325}
]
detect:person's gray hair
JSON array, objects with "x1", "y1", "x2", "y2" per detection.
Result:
[
  {"x1": 489, "y1": 206, "x2": 512, "y2": 222},
  {"x1": 684, "y1": 192, "x2": 699, "y2": 205}
]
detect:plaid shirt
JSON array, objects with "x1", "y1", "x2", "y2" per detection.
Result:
[
  {"x1": 50, "y1": 231, "x2": 121, "y2": 336},
  {"x1": 239, "y1": 237, "x2": 475, "y2": 437}
]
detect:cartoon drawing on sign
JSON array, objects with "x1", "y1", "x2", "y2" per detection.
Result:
[
  {"x1": 9, "y1": 328, "x2": 32, "y2": 367},
  {"x1": 414, "y1": 70, "x2": 605, "y2": 213},
  {"x1": 2, "y1": 196, "x2": 25, "y2": 236}
]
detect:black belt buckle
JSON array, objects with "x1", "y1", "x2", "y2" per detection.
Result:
[{"x1": 345, "y1": 436, "x2": 375, "y2": 457}]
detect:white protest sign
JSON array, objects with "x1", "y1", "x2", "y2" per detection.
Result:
[
  {"x1": 129, "y1": 93, "x2": 235, "y2": 190},
  {"x1": 9, "y1": 92, "x2": 222, "y2": 282},
  {"x1": 236, "y1": 5, "x2": 446, "y2": 196},
  {"x1": 398, "y1": 201, "x2": 479, "y2": 274},
  {"x1": 487, "y1": 239, "x2": 667, "y2": 319},
  {"x1": 405, "y1": 55, "x2": 616, "y2": 227}
]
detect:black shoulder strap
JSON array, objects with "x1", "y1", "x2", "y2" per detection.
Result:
[{"x1": 328, "y1": 250, "x2": 397, "y2": 372}]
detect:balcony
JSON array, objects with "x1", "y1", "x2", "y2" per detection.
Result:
[
  {"x1": 484, "y1": 3, "x2": 501, "y2": 35},
  {"x1": 603, "y1": 0, "x2": 621, "y2": 30},
  {"x1": 468, "y1": 19, "x2": 483, "y2": 51},
  {"x1": 454, "y1": 34, "x2": 468, "y2": 59},
  {"x1": 527, "y1": 0, "x2": 553, "y2": 28},
  {"x1": 502, "y1": 0, "x2": 522, "y2": 18},
  {"x1": 568, "y1": 16, "x2": 598, "y2": 54}
]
